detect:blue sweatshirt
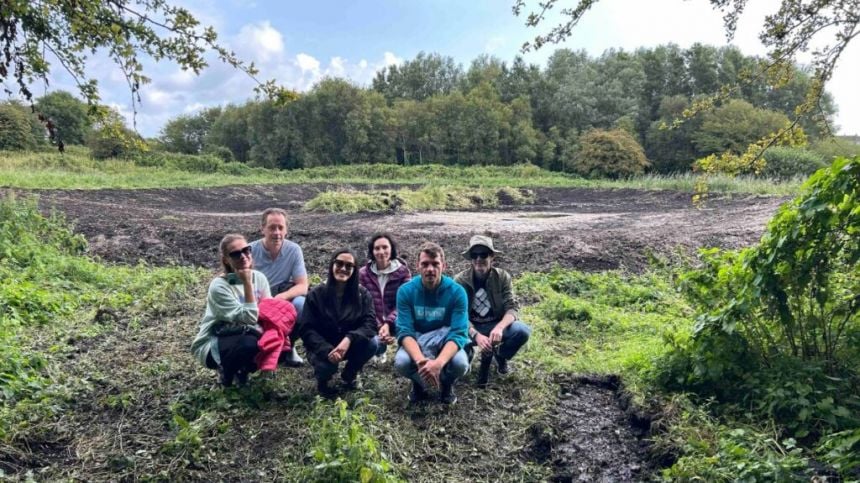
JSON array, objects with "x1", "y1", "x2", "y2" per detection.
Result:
[{"x1": 395, "y1": 275, "x2": 470, "y2": 350}]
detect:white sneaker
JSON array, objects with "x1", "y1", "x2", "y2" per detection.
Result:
[{"x1": 279, "y1": 347, "x2": 304, "y2": 367}]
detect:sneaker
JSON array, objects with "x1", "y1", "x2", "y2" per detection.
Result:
[
  {"x1": 476, "y1": 355, "x2": 492, "y2": 387},
  {"x1": 440, "y1": 383, "x2": 457, "y2": 405},
  {"x1": 279, "y1": 348, "x2": 304, "y2": 367},
  {"x1": 408, "y1": 383, "x2": 429, "y2": 404},
  {"x1": 496, "y1": 357, "x2": 511, "y2": 375}
]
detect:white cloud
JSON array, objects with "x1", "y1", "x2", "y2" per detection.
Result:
[
  {"x1": 329, "y1": 56, "x2": 346, "y2": 76},
  {"x1": 237, "y1": 21, "x2": 284, "y2": 63},
  {"x1": 296, "y1": 53, "x2": 321, "y2": 74},
  {"x1": 383, "y1": 52, "x2": 402, "y2": 67}
]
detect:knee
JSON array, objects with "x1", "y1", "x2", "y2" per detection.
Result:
[
  {"x1": 393, "y1": 348, "x2": 414, "y2": 376},
  {"x1": 291, "y1": 296, "x2": 306, "y2": 318},
  {"x1": 237, "y1": 334, "x2": 261, "y2": 355},
  {"x1": 447, "y1": 350, "x2": 469, "y2": 378},
  {"x1": 506, "y1": 321, "x2": 531, "y2": 343}
]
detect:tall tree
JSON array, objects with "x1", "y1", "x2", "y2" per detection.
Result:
[
  {"x1": 35, "y1": 91, "x2": 92, "y2": 145},
  {"x1": 372, "y1": 52, "x2": 463, "y2": 102}
]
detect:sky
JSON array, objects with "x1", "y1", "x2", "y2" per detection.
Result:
[{"x1": 25, "y1": 0, "x2": 860, "y2": 137}]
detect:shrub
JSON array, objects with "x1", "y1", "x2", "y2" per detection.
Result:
[
  {"x1": 761, "y1": 146, "x2": 828, "y2": 179},
  {"x1": 571, "y1": 129, "x2": 650, "y2": 179},
  {"x1": 87, "y1": 122, "x2": 145, "y2": 159},
  {"x1": 205, "y1": 145, "x2": 235, "y2": 163}
]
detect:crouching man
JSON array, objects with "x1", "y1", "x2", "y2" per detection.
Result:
[
  {"x1": 394, "y1": 242, "x2": 470, "y2": 404},
  {"x1": 454, "y1": 235, "x2": 531, "y2": 387}
]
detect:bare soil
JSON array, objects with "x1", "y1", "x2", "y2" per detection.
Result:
[
  {"x1": 2, "y1": 184, "x2": 788, "y2": 481},
  {"x1": 22, "y1": 184, "x2": 786, "y2": 275}
]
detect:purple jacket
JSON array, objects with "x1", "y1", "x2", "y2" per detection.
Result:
[{"x1": 358, "y1": 258, "x2": 411, "y2": 328}]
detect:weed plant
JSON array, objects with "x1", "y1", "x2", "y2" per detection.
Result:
[
  {"x1": 0, "y1": 195, "x2": 202, "y2": 443},
  {"x1": 303, "y1": 185, "x2": 535, "y2": 213}
]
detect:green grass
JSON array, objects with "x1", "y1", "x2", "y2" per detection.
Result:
[{"x1": 0, "y1": 149, "x2": 803, "y2": 194}]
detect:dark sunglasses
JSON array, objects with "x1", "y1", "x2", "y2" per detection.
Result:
[
  {"x1": 228, "y1": 245, "x2": 252, "y2": 259},
  {"x1": 333, "y1": 259, "x2": 356, "y2": 271},
  {"x1": 470, "y1": 251, "x2": 491, "y2": 260}
]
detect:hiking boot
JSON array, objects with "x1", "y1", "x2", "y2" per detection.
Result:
[
  {"x1": 341, "y1": 371, "x2": 362, "y2": 391},
  {"x1": 440, "y1": 383, "x2": 457, "y2": 405},
  {"x1": 476, "y1": 355, "x2": 493, "y2": 387},
  {"x1": 217, "y1": 367, "x2": 233, "y2": 387},
  {"x1": 317, "y1": 378, "x2": 337, "y2": 399},
  {"x1": 408, "y1": 383, "x2": 429, "y2": 404},
  {"x1": 496, "y1": 356, "x2": 511, "y2": 375},
  {"x1": 279, "y1": 348, "x2": 305, "y2": 367},
  {"x1": 236, "y1": 370, "x2": 250, "y2": 386}
]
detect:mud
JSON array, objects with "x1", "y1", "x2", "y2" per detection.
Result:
[{"x1": 12, "y1": 184, "x2": 787, "y2": 276}]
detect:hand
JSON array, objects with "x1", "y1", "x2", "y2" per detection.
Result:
[
  {"x1": 378, "y1": 324, "x2": 394, "y2": 345},
  {"x1": 235, "y1": 268, "x2": 253, "y2": 283},
  {"x1": 328, "y1": 338, "x2": 351, "y2": 363},
  {"x1": 417, "y1": 358, "x2": 442, "y2": 389},
  {"x1": 489, "y1": 325, "x2": 504, "y2": 346},
  {"x1": 475, "y1": 333, "x2": 493, "y2": 355}
]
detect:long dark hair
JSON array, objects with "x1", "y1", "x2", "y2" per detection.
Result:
[
  {"x1": 366, "y1": 232, "x2": 398, "y2": 262},
  {"x1": 325, "y1": 248, "x2": 362, "y2": 320}
]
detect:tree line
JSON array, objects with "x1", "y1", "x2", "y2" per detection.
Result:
[{"x1": 2, "y1": 44, "x2": 838, "y2": 175}]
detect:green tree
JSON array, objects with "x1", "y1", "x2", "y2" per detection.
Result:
[
  {"x1": 159, "y1": 107, "x2": 222, "y2": 154},
  {"x1": 0, "y1": 102, "x2": 45, "y2": 150},
  {"x1": 34, "y1": 91, "x2": 92, "y2": 145},
  {"x1": 372, "y1": 52, "x2": 463, "y2": 102},
  {"x1": 86, "y1": 109, "x2": 145, "y2": 159},
  {"x1": 692, "y1": 99, "x2": 795, "y2": 156},
  {"x1": 207, "y1": 104, "x2": 255, "y2": 163}
]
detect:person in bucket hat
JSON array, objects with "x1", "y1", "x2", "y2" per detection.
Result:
[{"x1": 454, "y1": 235, "x2": 531, "y2": 387}]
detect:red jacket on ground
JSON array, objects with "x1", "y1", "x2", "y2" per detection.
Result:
[{"x1": 255, "y1": 298, "x2": 297, "y2": 372}]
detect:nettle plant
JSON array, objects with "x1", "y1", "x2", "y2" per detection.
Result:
[{"x1": 677, "y1": 157, "x2": 859, "y2": 436}]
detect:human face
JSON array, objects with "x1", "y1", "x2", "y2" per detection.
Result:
[
  {"x1": 469, "y1": 247, "x2": 494, "y2": 277},
  {"x1": 372, "y1": 237, "x2": 392, "y2": 268},
  {"x1": 418, "y1": 252, "x2": 446, "y2": 290},
  {"x1": 332, "y1": 253, "x2": 356, "y2": 284},
  {"x1": 225, "y1": 238, "x2": 253, "y2": 271},
  {"x1": 261, "y1": 213, "x2": 287, "y2": 249}
]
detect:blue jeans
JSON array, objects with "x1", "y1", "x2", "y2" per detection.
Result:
[
  {"x1": 313, "y1": 336, "x2": 379, "y2": 382},
  {"x1": 394, "y1": 327, "x2": 469, "y2": 388},
  {"x1": 291, "y1": 295, "x2": 305, "y2": 319},
  {"x1": 471, "y1": 320, "x2": 531, "y2": 361}
]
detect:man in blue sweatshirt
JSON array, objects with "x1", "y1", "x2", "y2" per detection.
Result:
[{"x1": 394, "y1": 242, "x2": 470, "y2": 404}]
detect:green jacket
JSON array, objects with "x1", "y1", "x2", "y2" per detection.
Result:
[{"x1": 454, "y1": 267, "x2": 518, "y2": 325}]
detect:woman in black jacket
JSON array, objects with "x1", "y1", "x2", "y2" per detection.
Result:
[{"x1": 299, "y1": 248, "x2": 380, "y2": 397}]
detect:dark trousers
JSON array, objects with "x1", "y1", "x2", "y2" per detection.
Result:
[
  {"x1": 468, "y1": 320, "x2": 532, "y2": 361},
  {"x1": 309, "y1": 336, "x2": 379, "y2": 382},
  {"x1": 206, "y1": 334, "x2": 259, "y2": 380}
]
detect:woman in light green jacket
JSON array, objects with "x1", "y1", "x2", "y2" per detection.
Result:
[{"x1": 191, "y1": 233, "x2": 271, "y2": 387}]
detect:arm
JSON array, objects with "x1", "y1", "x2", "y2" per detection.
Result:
[
  {"x1": 346, "y1": 290, "x2": 379, "y2": 343},
  {"x1": 444, "y1": 284, "x2": 471, "y2": 350},
  {"x1": 490, "y1": 272, "x2": 519, "y2": 342},
  {"x1": 395, "y1": 284, "x2": 418, "y2": 345},
  {"x1": 297, "y1": 291, "x2": 333, "y2": 357},
  {"x1": 385, "y1": 266, "x2": 412, "y2": 326},
  {"x1": 208, "y1": 277, "x2": 259, "y2": 327},
  {"x1": 275, "y1": 275, "x2": 309, "y2": 301}
]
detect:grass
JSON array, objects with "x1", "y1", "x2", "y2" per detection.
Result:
[
  {"x1": 0, "y1": 149, "x2": 803, "y2": 195},
  {"x1": 303, "y1": 185, "x2": 536, "y2": 213}
]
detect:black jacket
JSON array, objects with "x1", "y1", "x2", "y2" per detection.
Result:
[{"x1": 298, "y1": 283, "x2": 377, "y2": 359}]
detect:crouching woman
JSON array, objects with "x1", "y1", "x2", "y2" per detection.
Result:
[
  {"x1": 299, "y1": 249, "x2": 379, "y2": 397},
  {"x1": 191, "y1": 234, "x2": 271, "y2": 387}
]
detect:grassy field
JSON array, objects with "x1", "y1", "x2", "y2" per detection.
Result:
[{"x1": 0, "y1": 149, "x2": 803, "y2": 195}]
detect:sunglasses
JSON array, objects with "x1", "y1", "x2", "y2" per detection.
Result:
[
  {"x1": 228, "y1": 245, "x2": 252, "y2": 259},
  {"x1": 333, "y1": 259, "x2": 356, "y2": 271},
  {"x1": 470, "y1": 251, "x2": 491, "y2": 260}
]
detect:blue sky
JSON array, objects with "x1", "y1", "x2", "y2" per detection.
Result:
[{"x1": 31, "y1": 0, "x2": 860, "y2": 137}]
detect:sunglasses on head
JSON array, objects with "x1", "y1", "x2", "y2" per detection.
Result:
[
  {"x1": 333, "y1": 259, "x2": 356, "y2": 271},
  {"x1": 228, "y1": 245, "x2": 252, "y2": 259},
  {"x1": 470, "y1": 250, "x2": 491, "y2": 260}
]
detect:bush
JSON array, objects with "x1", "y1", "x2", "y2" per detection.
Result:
[
  {"x1": 204, "y1": 145, "x2": 235, "y2": 163},
  {"x1": 761, "y1": 146, "x2": 828, "y2": 179},
  {"x1": 570, "y1": 129, "x2": 650, "y2": 179},
  {"x1": 87, "y1": 122, "x2": 145, "y2": 159}
]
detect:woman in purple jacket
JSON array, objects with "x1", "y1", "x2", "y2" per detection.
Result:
[{"x1": 358, "y1": 233, "x2": 412, "y2": 362}]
